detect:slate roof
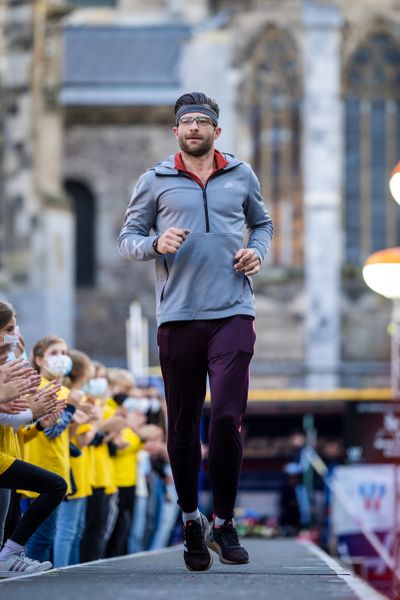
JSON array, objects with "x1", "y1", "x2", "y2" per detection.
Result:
[{"x1": 60, "y1": 24, "x2": 191, "y2": 106}]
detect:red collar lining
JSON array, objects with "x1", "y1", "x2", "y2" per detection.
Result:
[{"x1": 174, "y1": 150, "x2": 228, "y2": 187}]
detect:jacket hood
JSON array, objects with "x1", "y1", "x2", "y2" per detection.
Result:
[{"x1": 153, "y1": 152, "x2": 242, "y2": 175}]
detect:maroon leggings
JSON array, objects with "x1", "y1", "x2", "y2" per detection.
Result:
[{"x1": 158, "y1": 315, "x2": 255, "y2": 520}]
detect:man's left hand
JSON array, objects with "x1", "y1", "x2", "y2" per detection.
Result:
[{"x1": 234, "y1": 248, "x2": 261, "y2": 276}]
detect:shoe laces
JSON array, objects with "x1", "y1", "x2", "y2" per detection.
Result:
[
  {"x1": 19, "y1": 553, "x2": 41, "y2": 566},
  {"x1": 218, "y1": 520, "x2": 240, "y2": 547},
  {"x1": 184, "y1": 520, "x2": 207, "y2": 551}
]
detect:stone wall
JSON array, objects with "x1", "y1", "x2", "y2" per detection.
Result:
[
  {"x1": 61, "y1": 0, "x2": 397, "y2": 389},
  {"x1": 0, "y1": 0, "x2": 390, "y2": 387},
  {"x1": 1, "y1": 1, "x2": 74, "y2": 349},
  {"x1": 64, "y1": 120, "x2": 178, "y2": 361}
]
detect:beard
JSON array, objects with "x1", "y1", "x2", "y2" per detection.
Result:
[{"x1": 178, "y1": 133, "x2": 214, "y2": 157}]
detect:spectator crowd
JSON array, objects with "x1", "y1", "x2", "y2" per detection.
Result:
[{"x1": 0, "y1": 300, "x2": 179, "y2": 577}]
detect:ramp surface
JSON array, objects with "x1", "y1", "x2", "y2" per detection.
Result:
[{"x1": 0, "y1": 539, "x2": 386, "y2": 600}]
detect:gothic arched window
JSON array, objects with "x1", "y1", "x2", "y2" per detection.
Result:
[
  {"x1": 344, "y1": 31, "x2": 400, "y2": 265},
  {"x1": 65, "y1": 180, "x2": 96, "y2": 287},
  {"x1": 68, "y1": 0, "x2": 116, "y2": 6},
  {"x1": 246, "y1": 27, "x2": 303, "y2": 267}
]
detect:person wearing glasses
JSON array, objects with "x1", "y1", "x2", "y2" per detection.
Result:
[{"x1": 118, "y1": 92, "x2": 274, "y2": 572}]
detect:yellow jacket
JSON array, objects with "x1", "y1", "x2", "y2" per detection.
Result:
[
  {"x1": 0, "y1": 425, "x2": 22, "y2": 461},
  {"x1": 19, "y1": 378, "x2": 71, "y2": 498},
  {"x1": 69, "y1": 423, "x2": 93, "y2": 500},
  {"x1": 0, "y1": 451, "x2": 15, "y2": 475},
  {"x1": 113, "y1": 428, "x2": 142, "y2": 488},
  {"x1": 106, "y1": 397, "x2": 143, "y2": 488},
  {"x1": 89, "y1": 402, "x2": 117, "y2": 494}
]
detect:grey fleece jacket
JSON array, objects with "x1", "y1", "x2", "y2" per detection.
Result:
[{"x1": 118, "y1": 152, "x2": 274, "y2": 325}]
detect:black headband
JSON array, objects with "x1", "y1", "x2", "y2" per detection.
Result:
[{"x1": 175, "y1": 104, "x2": 219, "y2": 126}]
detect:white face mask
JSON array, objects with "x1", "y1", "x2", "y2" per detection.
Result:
[
  {"x1": 20, "y1": 350, "x2": 29, "y2": 362},
  {"x1": 149, "y1": 399, "x2": 161, "y2": 412},
  {"x1": 123, "y1": 397, "x2": 138, "y2": 412},
  {"x1": 83, "y1": 377, "x2": 109, "y2": 398},
  {"x1": 45, "y1": 354, "x2": 73, "y2": 378},
  {"x1": 3, "y1": 334, "x2": 19, "y2": 348},
  {"x1": 123, "y1": 397, "x2": 150, "y2": 413},
  {"x1": 137, "y1": 398, "x2": 151, "y2": 413}
]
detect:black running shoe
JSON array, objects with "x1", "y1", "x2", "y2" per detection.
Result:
[
  {"x1": 183, "y1": 513, "x2": 213, "y2": 572},
  {"x1": 207, "y1": 518, "x2": 249, "y2": 565}
]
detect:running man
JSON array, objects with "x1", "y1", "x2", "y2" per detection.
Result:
[{"x1": 118, "y1": 91, "x2": 274, "y2": 571}]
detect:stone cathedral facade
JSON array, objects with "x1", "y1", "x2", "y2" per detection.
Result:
[
  {"x1": 0, "y1": 1, "x2": 74, "y2": 349},
  {"x1": 1, "y1": 0, "x2": 400, "y2": 389}
]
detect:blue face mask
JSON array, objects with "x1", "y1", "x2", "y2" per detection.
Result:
[{"x1": 6, "y1": 351, "x2": 16, "y2": 362}]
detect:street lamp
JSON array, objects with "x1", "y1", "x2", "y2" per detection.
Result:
[
  {"x1": 362, "y1": 248, "x2": 400, "y2": 300},
  {"x1": 389, "y1": 161, "x2": 400, "y2": 206},
  {"x1": 362, "y1": 248, "x2": 400, "y2": 595},
  {"x1": 362, "y1": 248, "x2": 400, "y2": 400},
  {"x1": 363, "y1": 172, "x2": 400, "y2": 595}
]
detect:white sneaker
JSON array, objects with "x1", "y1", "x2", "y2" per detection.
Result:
[{"x1": 0, "y1": 552, "x2": 52, "y2": 578}]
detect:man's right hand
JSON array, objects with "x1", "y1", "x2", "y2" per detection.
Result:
[{"x1": 156, "y1": 228, "x2": 190, "y2": 254}]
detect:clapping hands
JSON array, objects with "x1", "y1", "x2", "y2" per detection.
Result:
[{"x1": 26, "y1": 382, "x2": 63, "y2": 420}]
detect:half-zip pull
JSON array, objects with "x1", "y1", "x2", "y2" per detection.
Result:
[
  {"x1": 177, "y1": 165, "x2": 228, "y2": 234},
  {"x1": 201, "y1": 169, "x2": 227, "y2": 233},
  {"x1": 202, "y1": 188, "x2": 210, "y2": 232}
]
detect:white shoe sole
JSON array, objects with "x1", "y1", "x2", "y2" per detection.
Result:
[
  {"x1": 206, "y1": 537, "x2": 250, "y2": 565},
  {"x1": 0, "y1": 570, "x2": 40, "y2": 578},
  {"x1": 0, "y1": 564, "x2": 52, "y2": 578}
]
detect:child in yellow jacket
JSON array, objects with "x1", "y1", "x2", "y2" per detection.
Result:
[{"x1": 21, "y1": 335, "x2": 79, "y2": 563}]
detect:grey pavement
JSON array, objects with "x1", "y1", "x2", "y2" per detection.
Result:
[{"x1": 0, "y1": 539, "x2": 387, "y2": 600}]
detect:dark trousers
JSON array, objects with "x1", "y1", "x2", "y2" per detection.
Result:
[
  {"x1": 80, "y1": 487, "x2": 108, "y2": 562},
  {"x1": 0, "y1": 459, "x2": 66, "y2": 547},
  {"x1": 4, "y1": 490, "x2": 22, "y2": 544},
  {"x1": 158, "y1": 315, "x2": 255, "y2": 520},
  {"x1": 105, "y1": 486, "x2": 136, "y2": 557}
]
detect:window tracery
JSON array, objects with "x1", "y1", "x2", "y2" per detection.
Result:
[
  {"x1": 344, "y1": 31, "x2": 400, "y2": 265},
  {"x1": 246, "y1": 27, "x2": 302, "y2": 268}
]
